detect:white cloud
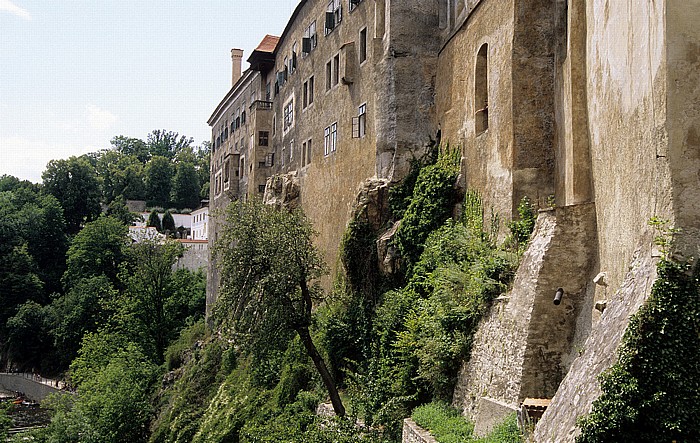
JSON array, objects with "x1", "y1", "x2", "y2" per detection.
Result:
[
  {"x1": 0, "y1": 136, "x2": 94, "y2": 183},
  {"x1": 86, "y1": 104, "x2": 118, "y2": 132},
  {"x1": 0, "y1": 0, "x2": 31, "y2": 20}
]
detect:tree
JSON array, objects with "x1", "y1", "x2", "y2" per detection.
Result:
[
  {"x1": 144, "y1": 156, "x2": 173, "y2": 206},
  {"x1": 162, "y1": 210, "x2": 176, "y2": 234},
  {"x1": 107, "y1": 196, "x2": 139, "y2": 225},
  {"x1": 42, "y1": 155, "x2": 102, "y2": 234},
  {"x1": 111, "y1": 135, "x2": 150, "y2": 163},
  {"x1": 147, "y1": 130, "x2": 193, "y2": 159},
  {"x1": 62, "y1": 216, "x2": 129, "y2": 290},
  {"x1": 119, "y1": 240, "x2": 185, "y2": 363},
  {"x1": 48, "y1": 276, "x2": 118, "y2": 368},
  {"x1": 171, "y1": 162, "x2": 201, "y2": 209},
  {"x1": 5, "y1": 300, "x2": 52, "y2": 371},
  {"x1": 40, "y1": 332, "x2": 158, "y2": 443},
  {"x1": 215, "y1": 199, "x2": 345, "y2": 416},
  {"x1": 94, "y1": 150, "x2": 146, "y2": 203},
  {"x1": 146, "y1": 209, "x2": 162, "y2": 232}
]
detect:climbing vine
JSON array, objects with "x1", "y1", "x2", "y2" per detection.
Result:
[{"x1": 576, "y1": 258, "x2": 700, "y2": 442}]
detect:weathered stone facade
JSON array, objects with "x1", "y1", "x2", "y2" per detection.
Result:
[{"x1": 208, "y1": 1, "x2": 700, "y2": 441}]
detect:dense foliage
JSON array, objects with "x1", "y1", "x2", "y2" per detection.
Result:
[{"x1": 576, "y1": 258, "x2": 700, "y2": 442}]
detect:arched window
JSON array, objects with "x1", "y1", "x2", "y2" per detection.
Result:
[{"x1": 475, "y1": 43, "x2": 489, "y2": 134}]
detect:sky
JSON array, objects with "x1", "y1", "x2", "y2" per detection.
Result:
[{"x1": 0, "y1": 0, "x2": 297, "y2": 183}]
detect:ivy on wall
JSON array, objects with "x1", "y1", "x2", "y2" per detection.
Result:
[{"x1": 576, "y1": 258, "x2": 700, "y2": 442}]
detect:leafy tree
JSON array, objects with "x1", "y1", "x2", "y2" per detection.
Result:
[
  {"x1": 62, "y1": 216, "x2": 129, "y2": 290},
  {"x1": 106, "y1": 196, "x2": 138, "y2": 225},
  {"x1": 161, "y1": 210, "x2": 176, "y2": 234},
  {"x1": 171, "y1": 162, "x2": 201, "y2": 209},
  {"x1": 118, "y1": 240, "x2": 185, "y2": 363},
  {"x1": 0, "y1": 174, "x2": 39, "y2": 193},
  {"x1": 144, "y1": 156, "x2": 173, "y2": 206},
  {"x1": 95, "y1": 150, "x2": 146, "y2": 203},
  {"x1": 42, "y1": 155, "x2": 102, "y2": 234},
  {"x1": 48, "y1": 276, "x2": 118, "y2": 368},
  {"x1": 0, "y1": 244, "x2": 44, "y2": 328},
  {"x1": 0, "y1": 188, "x2": 68, "y2": 296},
  {"x1": 5, "y1": 300, "x2": 52, "y2": 371},
  {"x1": 146, "y1": 209, "x2": 162, "y2": 232},
  {"x1": 111, "y1": 135, "x2": 150, "y2": 163},
  {"x1": 38, "y1": 333, "x2": 158, "y2": 443},
  {"x1": 147, "y1": 130, "x2": 193, "y2": 159},
  {"x1": 215, "y1": 199, "x2": 346, "y2": 416}
]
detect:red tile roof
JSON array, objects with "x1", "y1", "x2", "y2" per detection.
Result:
[{"x1": 255, "y1": 35, "x2": 280, "y2": 54}]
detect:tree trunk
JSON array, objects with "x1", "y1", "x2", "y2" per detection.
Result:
[{"x1": 296, "y1": 327, "x2": 346, "y2": 417}]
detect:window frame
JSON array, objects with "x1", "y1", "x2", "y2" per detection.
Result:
[
  {"x1": 324, "y1": 122, "x2": 338, "y2": 156},
  {"x1": 359, "y1": 27, "x2": 368, "y2": 64}
]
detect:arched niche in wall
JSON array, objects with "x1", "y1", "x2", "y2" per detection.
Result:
[{"x1": 475, "y1": 43, "x2": 489, "y2": 135}]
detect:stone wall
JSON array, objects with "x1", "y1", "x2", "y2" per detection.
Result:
[
  {"x1": 533, "y1": 245, "x2": 658, "y2": 442},
  {"x1": 402, "y1": 419, "x2": 437, "y2": 443},
  {"x1": 453, "y1": 203, "x2": 597, "y2": 431}
]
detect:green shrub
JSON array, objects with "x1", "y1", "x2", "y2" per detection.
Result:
[
  {"x1": 412, "y1": 401, "x2": 473, "y2": 443},
  {"x1": 163, "y1": 319, "x2": 206, "y2": 371},
  {"x1": 475, "y1": 413, "x2": 522, "y2": 443},
  {"x1": 394, "y1": 145, "x2": 461, "y2": 273}
]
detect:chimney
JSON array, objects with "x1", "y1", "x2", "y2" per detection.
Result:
[{"x1": 231, "y1": 48, "x2": 243, "y2": 86}]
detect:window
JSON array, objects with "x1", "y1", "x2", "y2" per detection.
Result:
[
  {"x1": 324, "y1": 122, "x2": 337, "y2": 156},
  {"x1": 281, "y1": 146, "x2": 286, "y2": 166},
  {"x1": 214, "y1": 171, "x2": 222, "y2": 196},
  {"x1": 353, "y1": 103, "x2": 367, "y2": 138},
  {"x1": 239, "y1": 156, "x2": 245, "y2": 177},
  {"x1": 266, "y1": 81, "x2": 271, "y2": 101},
  {"x1": 223, "y1": 159, "x2": 230, "y2": 183},
  {"x1": 241, "y1": 100, "x2": 247, "y2": 124},
  {"x1": 475, "y1": 43, "x2": 489, "y2": 134},
  {"x1": 303, "y1": 81, "x2": 308, "y2": 108},
  {"x1": 265, "y1": 153, "x2": 275, "y2": 167},
  {"x1": 289, "y1": 140, "x2": 294, "y2": 161},
  {"x1": 259, "y1": 131, "x2": 269, "y2": 146},
  {"x1": 273, "y1": 114, "x2": 277, "y2": 135},
  {"x1": 308, "y1": 76, "x2": 314, "y2": 105},
  {"x1": 258, "y1": 184, "x2": 266, "y2": 193},
  {"x1": 291, "y1": 43, "x2": 298, "y2": 74},
  {"x1": 303, "y1": 21, "x2": 317, "y2": 54},
  {"x1": 303, "y1": 76, "x2": 315, "y2": 108},
  {"x1": 333, "y1": 54, "x2": 340, "y2": 87},
  {"x1": 283, "y1": 98, "x2": 294, "y2": 132},
  {"x1": 302, "y1": 138, "x2": 312, "y2": 167},
  {"x1": 325, "y1": 0, "x2": 342, "y2": 34},
  {"x1": 326, "y1": 60, "x2": 332, "y2": 90},
  {"x1": 359, "y1": 27, "x2": 367, "y2": 63},
  {"x1": 349, "y1": 0, "x2": 363, "y2": 12}
]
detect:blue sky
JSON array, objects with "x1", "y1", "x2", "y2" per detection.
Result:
[{"x1": 0, "y1": 0, "x2": 296, "y2": 182}]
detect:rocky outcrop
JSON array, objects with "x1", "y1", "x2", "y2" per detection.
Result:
[
  {"x1": 377, "y1": 220, "x2": 401, "y2": 276},
  {"x1": 351, "y1": 178, "x2": 391, "y2": 231},
  {"x1": 263, "y1": 172, "x2": 300, "y2": 211}
]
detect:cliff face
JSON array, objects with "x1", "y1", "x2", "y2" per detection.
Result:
[{"x1": 207, "y1": 1, "x2": 700, "y2": 440}]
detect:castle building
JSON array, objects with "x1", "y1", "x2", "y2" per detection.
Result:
[{"x1": 209, "y1": 1, "x2": 700, "y2": 440}]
